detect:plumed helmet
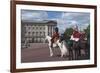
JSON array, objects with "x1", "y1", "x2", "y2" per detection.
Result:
[
  {"x1": 73, "y1": 24, "x2": 78, "y2": 31},
  {"x1": 55, "y1": 27, "x2": 59, "y2": 32}
]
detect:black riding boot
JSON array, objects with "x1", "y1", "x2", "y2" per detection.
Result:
[{"x1": 51, "y1": 42, "x2": 53, "y2": 48}]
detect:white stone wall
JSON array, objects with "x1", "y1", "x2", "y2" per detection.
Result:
[{"x1": 21, "y1": 21, "x2": 57, "y2": 44}]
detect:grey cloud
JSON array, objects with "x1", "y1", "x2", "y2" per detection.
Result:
[{"x1": 21, "y1": 9, "x2": 48, "y2": 21}]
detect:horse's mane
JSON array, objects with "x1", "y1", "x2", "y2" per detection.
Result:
[{"x1": 46, "y1": 36, "x2": 51, "y2": 41}]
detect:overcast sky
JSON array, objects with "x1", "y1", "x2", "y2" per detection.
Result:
[{"x1": 21, "y1": 9, "x2": 90, "y2": 33}]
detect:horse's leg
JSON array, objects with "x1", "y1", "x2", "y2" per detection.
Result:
[
  {"x1": 76, "y1": 49, "x2": 79, "y2": 60},
  {"x1": 58, "y1": 47, "x2": 63, "y2": 57},
  {"x1": 61, "y1": 49, "x2": 64, "y2": 57},
  {"x1": 57, "y1": 43, "x2": 63, "y2": 57},
  {"x1": 73, "y1": 49, "x2": 75, "y2": 60},
  {"x1": 59, "y1": 43, "x2": 67, "y2": 57},
  {"x1": 61, "y1": 48, "x2": 64, "y2": 57},
  {"x1": 49, "y1": 46, "x2": 53, "y2": 57},
  {"x1": 68, "y1": 49, "x2": 71, "y2": 60},
  {"x1": 69, "y1": 47, "x2": 73, "y2": 60}
]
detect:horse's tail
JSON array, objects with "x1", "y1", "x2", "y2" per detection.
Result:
[{"x1": 61, "y1": 41, "x2": 68, "y2": 54}]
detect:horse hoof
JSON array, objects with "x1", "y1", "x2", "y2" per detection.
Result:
[
  {"x1": 61, "y1": 55, "x2": 63, "y2": 57},
  {"x1": 50, "y1": 54, "x2": 53, "y2": 57}
]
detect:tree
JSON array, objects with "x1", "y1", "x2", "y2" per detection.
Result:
[
  {"x1": 64, "y1": 28, "x2": 73, "y2": 40},
  {"x1": 84, "y1": 25, "x2": 90, "y2": 38},
  {"x1": 84, "y1": 25, "x2": 90, "y2": 46}
]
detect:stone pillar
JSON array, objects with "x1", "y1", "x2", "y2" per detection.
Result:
[
  {"x1": 51, "y1": 26, "x2": 53, "y2": 36},
  {"x1": 45, "y1": 25, "x2": 48, "y2": 36},
  {"x1": 48, "y1": 26, "x2": 49, "y2": 36},
  {"x1": 50, "y1": 26, "x2": 52, "y2": 36}
]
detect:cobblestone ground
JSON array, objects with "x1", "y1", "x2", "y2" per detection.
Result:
[
  {"x1": 21, "y1": 43, "x2": 69, "y2": 63},
  {"x1": 21, "y1": 43, "x2": 89, "y2": 63}
]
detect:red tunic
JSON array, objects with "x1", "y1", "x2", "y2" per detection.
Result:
[
  {"x1": 51, "y1": 32, "x2": 59, "y2": 43},
  {"x1": 72, "y1": 31, "x2": 81, "y2": 38}
]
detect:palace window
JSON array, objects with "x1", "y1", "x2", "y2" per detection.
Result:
[
  {"x1": 32, "y1": 32, "x2": 34, "y2": 34},
  {"x1": 32, "y1": 32, "x2": 34, "y2": 36},
  {"x1": 40, "y1": 27, "x2": 42, "y2": 30},
  {"x1": 43, "y1": 27, "x2": 45, "y2": 30},
  {"x1": 36, "y1": 32, "x2": 38, "y2": 36},
  {"x1": 28, "y1": 26, "x2": 31, "y2": 29},
  {"x1": 32, "y1": 27, "x2": 34, "y2": 29},
  {"x1": 36, "y1": 27, "x2": 38, "y2": 29},
  {"x1": 40, "y1": 32, "x2": 42, "y2": 36},
  {"x1": 43, "y1": 32, "x2": 45, "y2": 36},
  {"x1": 28, "y1": 32, "x2": 30, "y2": 35}
]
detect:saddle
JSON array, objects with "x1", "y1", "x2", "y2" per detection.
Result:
[{"x1": 51, "y1": 37, "x2": 59, "y2": 43}]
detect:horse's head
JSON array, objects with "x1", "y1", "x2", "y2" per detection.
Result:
[
  {"x1": 59, "y1": 37, "x2": 63, "y2": 43},
  {"x1": 45, "y1": 35, "x2": 51, "y2": 43}
]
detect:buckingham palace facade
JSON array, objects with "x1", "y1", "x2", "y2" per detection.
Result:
[{"x1": 21, "y1": 20, "x2": 57, "y2": 45}]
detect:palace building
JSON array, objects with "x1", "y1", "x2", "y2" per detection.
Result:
[{"x1": 21, "y1": 20, "x2": 57, "y2": 46}]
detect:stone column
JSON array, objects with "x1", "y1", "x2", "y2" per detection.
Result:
[
  {"x1": 50, "y1": 26, "x2": 52, "y2": 36},
  {"x1": 45, "y1": 25, "x2": 48, "y2": 36},
  {"x1": 51, "y1": 26, "x2": 53, "y2": 36}
]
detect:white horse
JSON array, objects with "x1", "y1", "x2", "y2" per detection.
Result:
[{"x1": 45, "y1": 35, "x2": 68, "y2": 57}]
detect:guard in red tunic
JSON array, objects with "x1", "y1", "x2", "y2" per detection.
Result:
[
  {"x1": 73, "y1": 30, "x2": 81, "y2": 39},
  {"x1": 51, "y1": 27, "x2": 59, "y2": 47},
  {"x1": 70, "y1": 25, "x2": 81, "y2": 42}
]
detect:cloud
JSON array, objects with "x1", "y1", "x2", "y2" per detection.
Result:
[
  {"x1": 61, "y1": 12, "x2": 90, "y2": 24},
  {"x1": 21, "y1": 10, "x2": 48, "y2": 21},
  {"x1": 21, "y1": 10, "x2": 90, "y2": 33},
  {"x1": 58, "y1": 12, "x2": 90, "y2": 32},
  {"x1": 47, "y1": 11, "x2": 62, "y2": 19}
]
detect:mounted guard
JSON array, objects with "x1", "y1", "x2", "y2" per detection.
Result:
[
  {"x1": 51, "y1": 27, "x2": 60, "y2": 48},
  {"x1": 70, "y1": 25, "x2": 81, "y2": 42}
]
